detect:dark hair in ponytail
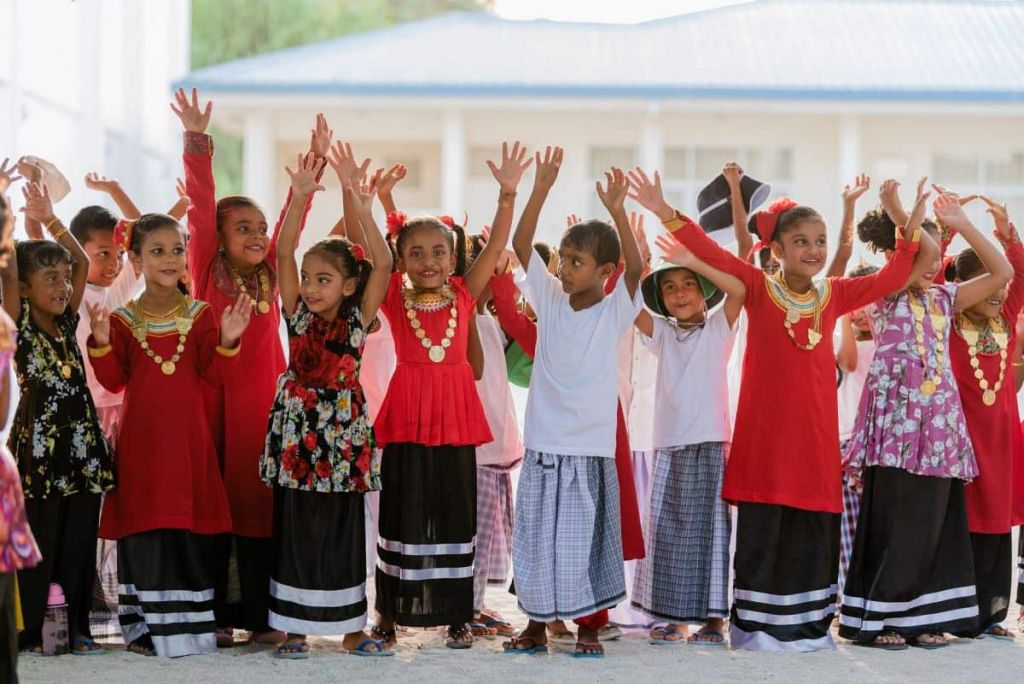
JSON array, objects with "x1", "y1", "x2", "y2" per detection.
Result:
[
  {"x1": 216, "y1": 195, "x2": 265, "y2": 233},
  {"x1": 304, "y1": 236, "x2": 371, "y2": 315},
  {"x1": 128, "y1": 213, "x2": 190, "y2": 295}
]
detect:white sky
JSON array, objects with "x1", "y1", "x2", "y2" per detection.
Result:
[{"x1": 492, "y1": 0, "x2": 751, "y2": 23}]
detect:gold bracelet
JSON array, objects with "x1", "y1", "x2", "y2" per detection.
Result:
[
  {"x1": 87, "y1": 344, "x2": 112, "y2": 358},
  {"x1": 51, "y1": 227, "x2": 69, "y2": 241},
  {"x1": 216, "y1": 343, "x2": 242, "y2": 357},
  {"x1": 44, "y1": 217, "x2": 61, "y2": 233}
]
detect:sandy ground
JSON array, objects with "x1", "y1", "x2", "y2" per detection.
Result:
[{"x1": 18, "y1": 580, "x2": 1024, "y2": 684}]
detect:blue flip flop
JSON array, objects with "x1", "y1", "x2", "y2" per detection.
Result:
[
  {"x1": 649, "y1": 626, "x2": 686, "y2": 646},
  {"x1": 275, "y1": 640, "x2": 310, "y2": 660},
  {"x1": 71, "y1": 636, "x2": 105, "y2": 656},
  {"x1": 344, "y1": 638, "x2": 394, "y2": 657},
  {"x1": 503, "y1": 636, "x2": 548, "y2": 655},
  {"x1": 572, "y1": 641, "x2": 605, "y2": 658}
]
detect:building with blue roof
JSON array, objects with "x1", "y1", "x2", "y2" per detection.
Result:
[{"x1": 176, "y1": 0, "x2": 1024, "y2": 249}]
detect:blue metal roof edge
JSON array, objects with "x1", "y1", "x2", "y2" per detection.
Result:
[{"x1": 170, "y1": 79, "x2": 1024, "y2": 103}]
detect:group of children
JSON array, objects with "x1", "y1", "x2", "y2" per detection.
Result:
[{"x1": 0, "y1": 88, "x2": 1021, "y2": 676}]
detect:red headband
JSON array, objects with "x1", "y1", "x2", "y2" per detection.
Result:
[
  {"x1": 750, "y1": 197, "x2": 799, "y2": 258},
  {"x1": 350, "y1": 243, "x2": 366, "y2": 261},
  {"x1": 385, "y1": 211, "x2": 408, "y2": 239}
]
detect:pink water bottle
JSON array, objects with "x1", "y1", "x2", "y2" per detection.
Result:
[{"x1": 41, "y1": 583, "x2": 69, "y2": 655}]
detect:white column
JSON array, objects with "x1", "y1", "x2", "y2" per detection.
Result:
[
  {"x1": 441, "y1": 108, "x2": 465, "y2": 214},
  {"x1": 640, "y1": 102, "x2": 664, "y2": 173},
  {"x1": 837, "y1": 114, "x2": 862, "y2": 257},
  {"x1": 243, "y1": 113, "x2": 275, "y2": 206}
]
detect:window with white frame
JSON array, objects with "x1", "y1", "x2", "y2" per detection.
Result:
[{"x1": 932, "y1": 152, "x2": 1024, "y2": 229}]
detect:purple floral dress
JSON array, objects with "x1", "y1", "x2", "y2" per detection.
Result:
[
  {"x1": 843, "y1": 284, "x2": 977, "y2": 482},
  {"x1": 0, "y1": 310, "x2": 41, "y2": 573}
]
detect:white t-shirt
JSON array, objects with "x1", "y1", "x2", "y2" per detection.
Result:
[
  {"x1": 643, "y1": 306, "x2": 737, "y2": 449},
  {"x1": 75, "y1": 263, "x2": 141, "y2": 408},
  {"x1": 474, "y1": 313, "x2": 523, "y2": 467},
  {"x1": 837, "y1": 337, "x2": 877, "y2": 442},
  {"x1": 522, "y1": 250, "x2": 642, "y2": 458}
]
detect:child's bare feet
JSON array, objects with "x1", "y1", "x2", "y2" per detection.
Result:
[
  {"x1": 503, "y1": 620, "x2": 548, "y2": 653},
  {"x1": 688, "y1": 618, "x2": 727, "y2": 645},
  {"x1": 575, "y1": 625, "x2": 604, "y2": 658},
  {"x1": 341, "y1": 630, "x2": 393, "y2": 656},
  {"x1": 546, "y1": 619, "x2": 574, "y2": 642},
  {"x1": 370, "y1": 620, "x2": 398, "y2": 649},
  {"x1": 649, "y1": 625, "x2": 687, "y2": 644}
]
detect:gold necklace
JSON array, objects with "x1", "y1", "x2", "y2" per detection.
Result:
[
  {"x1": 47, "y1": 334, "x2": 74, "y2": 380},
  {"x1": 130, "y1": 294, "x2": 194, "y2": 375},
  {"x1": 232, "y1": 265, "x2": 271, "y2": 314},
  {"x1": 768, "y1": 273, "x2": 824, "y2": 351},
  {"x1": 958, "y1": 313, "x2": 1008, "y2": 407},
  {"x1": 403, "y1": 290, "x2": 458, "y2": 363},
  {"x1": 908, "y1": 290, "x2": 945, "y2": 396}
]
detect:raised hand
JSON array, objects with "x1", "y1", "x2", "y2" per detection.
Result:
[
  {"x1": 345, "y1": 179, "x2": 376, "y2": 215},
  {"x1": 654, "y1": 233, "x2": 695, "y2": 268},
  {"x1": 626, "y1": 167, "x2": 673, "y2": 220},
  {"x1": 630, "y1": 211, "x2": 651, "y2": 266},
  {"x1": 220, "y1": 293, "x2": 253, "y2": 347},
  {"x1": 0, "y1": 158, "x2": 22, "y2": 195},
  {"x1": 488, "y1": 141, "x2": 533, "y2": 193},
  {"x1": 373, "y1": 163, "x2": 407, "y2": 196},
  {"x1": 309, "y1": 113, "x2": 333, "y2": 158},
  {"x1": 979, "y1": 195, "x2": 1012, "y2": 238},
  {"x1": 723, "y1": 161, "x2": 743, "y2": 189},
  {"x1": 20, "y1": 182, "x2": 56, "y2": 224},
  {"x1": 842, "y1": 173, "x2": 870, "y2": 204},
  {"x1": 167, "y1": 177, "x2": 191, "y2": 220},
  {"x1": 531, "y1": 145, "x2": 562, "y2": 193},
  {"x1": 566, "y1": 213, "x2": 582, "y2": 228},
  {"x1": 84, "y1": 172, "x2": 121, "y2": 194},
  {"x1": 286, "y1": 153, "x2": 327, "y2": 197},
  {"x1": 597, "y1": 167, "x2": 629, "y2": 214},
  {"x1": 931, "y1": 182, "x2": 978, "y2": 207},
  {"x1": 328, "y1": 141, "x2": 371, "y2": 189},
  {"x1": 86, "y1": 301, "x2": 111, "y2": 347},
  {"x1": 170, "y1": 87, "x2": 213, "y2": 134}
]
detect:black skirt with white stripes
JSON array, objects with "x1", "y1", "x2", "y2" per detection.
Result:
[
  {"x1": 117, "y1": 530, "x2": 217, "y2": 658},
  {"x1": 268, "y1": 486, "x2": 367, "y2": 635},
  {"x1": 839, "y1": 467, "x2": 978, "y2": 642},
  {"x1": 959, "y1": 532, "x2": 1012, "y2": 637},
  {"x1": 730, "y1": 502, "x2": 840, "y2": 652},
  {"x1": 374, "y1": 442, "x2": 476, "y2": 627}
]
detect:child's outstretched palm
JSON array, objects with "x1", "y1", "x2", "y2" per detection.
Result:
[
  {"x1": 309, "y1": 113, "x2": 333, "y2": 159},
  {"x1": 654, "y1": 233, "x2": 696, "y2": 269},
  {"x1": 532, "y1": 146, "x2": 563, "y2": 193},
  {"x1": 627, "y1": 167, "x2": 672, "y2": 219},
  {"x1": 596, "y1": 167, "x2": 629, "y2": 213},
  {"x1": 20, "y1": 182, "x2": 55, "y2": 224},
  {"x1": 220, "y1": 293, "x2": 253, "y2": 348},
  {"x1": 0, "y1": 158, "x2": 22, "y2": 195},
  {"x1": 373, "y1": 164, "x2": 407, "y2": 195},
  {"x1": 86, "y1": 301, "x2": 111, "y2": 347},
  {"x1": 488, "y1": 141, "x2": 532, "y2": 192},
  {"x1": 328, "y1": 141, "x2": 371, "y2": 189},
  {"x1": 933, "y1": 192, "x2": 966, "y2": 228},
  {"x1": 286, "y1": 154, "x2": 327, "y2": 197},
  {"x1": 979, "y1": 195, "x2": 1011, "y2": 238},
  {"x1": 842, "y1": 174, "x2": 871, "y2": 204},
  {"x1": 170, "y1": 88, "x2": 212, "y2": 134}
]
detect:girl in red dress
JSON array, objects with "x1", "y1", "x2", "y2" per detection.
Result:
[
  {"x1": 173, "y1": 88, "x2": 330, "y2": 644},
  {"x1": 948, "y1": 196, "x2": 1024, "y2": 640},
  {"x1": 86, "y1": 214, "x2": 252, "y2": 657},
  {"x1": 627, "y1": 168, "x2": 933, "y2": 652},
  {"x1": 368, "y1": 142, "x2": 532, "y2": 650}
]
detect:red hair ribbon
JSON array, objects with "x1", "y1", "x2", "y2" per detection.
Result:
[
  {"x1": 750, "y1": 197, "x2": 799, "y2": 257},
  {"x1": 437, "y1": 215, "x2": 456, "y2": 229},
  {"x1": 350, "y1": 243, "x2": 366, "y2": 261},
  {"x1": 113, "y1": 218, "x2": 135, "y2": 251},
  {"x1": 385, "y1": 211, "x2": 408, "y2": 239}
]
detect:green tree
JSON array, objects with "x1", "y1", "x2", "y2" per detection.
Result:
[{"x1": 190, "y1": 0, "x2": 492, "y2": 194}]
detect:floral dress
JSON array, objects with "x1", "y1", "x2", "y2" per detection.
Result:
[
  {"x1": 260, "y1": 301, "x2": 379, "y2": 493},
  {"x1": 843, "y1": 284, "x2": 977, "y2": 483},
  {"x1": 7, "y1": 302, "x2": 113, "y2": 498},
  {"x1": 0, "y1": 310, "x2": 41, "y2": 572}
]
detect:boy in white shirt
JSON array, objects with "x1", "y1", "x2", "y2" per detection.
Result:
[{"x1": 503, "y1": 150, "x2": 643, "y2": 659}]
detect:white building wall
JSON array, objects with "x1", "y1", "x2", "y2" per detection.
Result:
[{"x1": 0, "y1": 0, "x2": 190, "y2": 232}]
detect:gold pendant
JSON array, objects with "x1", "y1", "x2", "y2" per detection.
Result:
[
  {"x1": 258, "y1": 300, "x2": 270, "y2": 314},
  {"x1": 806, "y1": 329, "x2": 822, "y2": 346},
  {"x1": 920, "y1": 379, "x2": 936, "y2": 396},
  {"x1": 161, "y1": 360, "x2": 176, "y2": 375},
  {"x1": 60, "y1": 364, "x2": 72, "y2": 380},
  {"x1": 428, "y1": 345, "x2": 445, "y2": 363},
  {"x1": 983, "y1": 388, "x2": 997, "y2": 406},
  {"x1": 786, "y1": 308, "x2": 800, "y2": 324}
]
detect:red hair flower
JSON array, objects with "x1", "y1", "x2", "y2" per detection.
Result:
[
  {"x1": 437, "y1": 215, "x2": 456, "y2": 229},
  {"x1": 113, "y1": 218, "x2": 135, "y2": 251},
  {"x1": 350, "y1": 243, "x2": 366, "y2": 261},
  {"x1": 386, "y1": 211, "x2": 408, "y2": 238},
  {"x1": 751, "y1": 197, "x2": 799, "y2": 256}
]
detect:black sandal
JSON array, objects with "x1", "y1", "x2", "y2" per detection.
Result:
[
  {"x1": 445, "y1": 624, "x2": 474, "y2": 649},
  {"x1": 370, "y1": 625, "x2": 398, "y2": 649}
]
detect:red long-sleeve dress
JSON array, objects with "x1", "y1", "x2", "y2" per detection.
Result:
[
  {"x1": 89, "y1": 300, "x2": 236, "y2": 539},
  {"x1": 490, "y1": 272, "x2": 644, "y2": 560},
  {"x1": 183, "y1": 131, "x2": 317, "y2": 538},
  {"x1": 665, "y1": 212, "x2": 918, "y2": 513},
  {"x1": 951, "y1": 230, "x2": 1024, "y2": 534}
]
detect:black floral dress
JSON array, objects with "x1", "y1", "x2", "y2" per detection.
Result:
[
  {"x1": 8, "y1": 302, "x2": 114, "y2": 498},
  {"x1": 260, "y1": 301, "x2": 379, "y2": 493}
]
